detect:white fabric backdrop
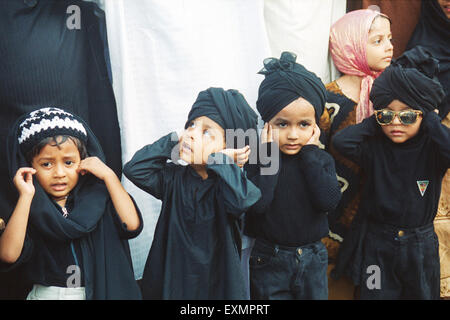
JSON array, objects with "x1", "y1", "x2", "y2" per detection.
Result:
[
  {"x1": 264, "y1": 0, "x2": 346, "y2": 84},
  {"x1": 103, "y1": 0, "x2": 346, "y2": 279}
]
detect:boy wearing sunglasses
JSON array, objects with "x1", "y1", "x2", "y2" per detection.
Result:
[{"x1": 330, "y1": 47, "x2": 449, "y2": 299}]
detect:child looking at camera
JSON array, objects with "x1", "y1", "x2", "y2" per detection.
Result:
[
  {"x1": 244, "y1": 52, "x2": 342, "y2": 300},
  {"x1": 0, "y1": 107, "x2": 142, "y2": 300},
  {"x1": 331, "y1": 47, "x2": 449, "y2": 299}
]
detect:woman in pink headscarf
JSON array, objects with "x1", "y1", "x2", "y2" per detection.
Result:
[{"x1": 319, "y1": 9, "x2": 393, "y2": 300}]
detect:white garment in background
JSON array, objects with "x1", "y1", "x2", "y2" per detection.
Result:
[
  {"x1": 264, "y1": 0, "x2": 346, "y2": 84},
  {"x1": 104, "y1": 0, "x2": 271, "y2": 279},
  {"x1": 26, "y1": 285, "x2": 86, "y2": 300}
]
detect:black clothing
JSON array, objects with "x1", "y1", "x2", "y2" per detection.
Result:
[
  {"x1": 370, "y1": 46, "x2": 445, "y2": 115},
  {"x1": 332, "y1": 113, "x2": 449, "y2": 227},
  {"x1": 359, "y1": 222, "x2": 440, "y2": 300},
  {"x1": 249, "y1": 238, "x2": 328, "y2": 300},
  {"x1": 0, "y1": 0, "x2": 122, "y2": 176},
  {"x1": 331, "y1": 113, "x2": 450, "y2": 285},
  {"x1": 256, "y1": 52, "x2": 327, "y2": 123},
  {"x1": 244, "y1": 143, "x2": 342, "y2": 247},
  {"x1": 28, "y1": 198, "x2": 86, "y2": 288},
  {"x1": 123, "y1": 133, "x2": 261, "y2": 299},
  {"x1": 186, "y1": 88, "x2": 258, "y2": 138},
  {"x1": 2, "y1": 110, "x2": 143, "y2": 300},
  {"x1": 407, "y1": 0, "x2": 450, "y2": 118},
  {"x1": 0, "y1": 0, "x2": 122, "y2": 298}
]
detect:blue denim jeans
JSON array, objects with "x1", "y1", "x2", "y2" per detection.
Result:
[
  {"x1": 249, "y1": 239, "x2": 328, "y2": 300},
  {"x1": 359, "y1": 222, "x2": 440, "y2": 300}
]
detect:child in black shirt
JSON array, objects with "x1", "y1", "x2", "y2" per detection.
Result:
[
  {"x1": 331, "y1": 47, "x2": 449, "y2": 299},
  {"x1": 123, "y1": 87, "x2": 261, "y2": 299},
  {"x1": 245, "y1": 52, "x2": 342, "y2": 300}
]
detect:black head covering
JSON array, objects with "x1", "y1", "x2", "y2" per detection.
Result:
[
  {"x1": 5, "y1": 106, "x2": 142, "y2": 300},
  {"x1": 185, "y1": 87, "x2": 258, "y2": 146},
  {"x1": 256, "y1": 51, "x2": 326, "y2": 123},
  {"x1": 407, "y1": 0, "x2": 450, "y2": 118},
  {"x1": 370, "y1": 46, "x2": 445, "y2": 114}
]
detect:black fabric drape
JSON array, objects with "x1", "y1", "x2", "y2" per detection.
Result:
[
  {"x1": 407, "y1": 0, "x2": 450, "y2": 119},
  {"x1": 0, "y1": 0, "x2": 122, "y2": 298}
]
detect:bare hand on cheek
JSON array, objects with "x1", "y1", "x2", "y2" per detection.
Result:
[
  {"x1": 77, "y1": 156, "x2": 115, "y2": 181},
  {"x1": 220, "y1": 145, "x2": 251, "y2": 168},
  {"x1": 306, "y1": 124, "x2": 321, "y2": 146},
  {"x1": 261, "y1": 122, "x2": 274, "y2": 144}
]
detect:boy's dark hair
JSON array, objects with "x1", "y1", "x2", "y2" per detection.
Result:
[{"x1": 25, "y1": 135, "x2": 88, "y2": 164}]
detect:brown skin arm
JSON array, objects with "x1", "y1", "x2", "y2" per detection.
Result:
[{"x1": 0, "y1": 168, "x2": 35, "y2": 264}]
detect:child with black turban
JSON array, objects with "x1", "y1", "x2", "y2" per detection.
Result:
[
  {"x1": 244, "y1": 52, "x2": 342, "y2": 300},
  {"x1": 123, "y1": 87, "x2": 261, "y2": 299},
  {"x1": 331, "y1": 46, "x2": 450, "y2": 299}
]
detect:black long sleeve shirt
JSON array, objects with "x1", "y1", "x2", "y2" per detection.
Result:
[
  {"x1": 332, "y1": 112, "x2": 450, "y2": 228},
  {"x1": 123, "y1": 132, "x2": 261, "y2": 299},
  {"x1": 244, "y1": 143, "x2": 342, "y2": 247}
]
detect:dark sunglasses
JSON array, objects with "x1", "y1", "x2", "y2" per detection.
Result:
[{"x1": 374, "y1": 109, "x2": 422, "y2": 125}]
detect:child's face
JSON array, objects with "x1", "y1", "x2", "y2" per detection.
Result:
[
  {"x1": 366, "y1": 16, "x2": 393, "y2": 72},
  {"x1": 269, "y1": 97, "x2": 316, "y2": 155},
  {"x1": 31, "y1": 137, "x2": 81, "y2": 201},
  {"x1": 379, "y1": 99, "x2": 423, "y2": 144},
  {"x1": 438, "y1": 0, "x2": 450, "y2": 19},
  {"x1": 180, "y1": 116, "x2": 226, "y2": 165}
]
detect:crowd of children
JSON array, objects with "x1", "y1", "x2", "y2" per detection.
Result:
[{"x1": 0, "y1": 5, "x2": 449, "y2": 300}]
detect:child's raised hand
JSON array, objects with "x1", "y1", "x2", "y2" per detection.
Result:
[
  {"x1": 261, "y1": 123, "x2": 273, "y2": 144},
  {"x1": 13, "y1": 167, "x2": 36, "y2": 197},
  {"x1": 77, "y1": 156, "x2": 115, "y2": 181},
  {"x1": 220, "y1": 145, "x2": 251, "y2": 168},
  {"x1": 306, "y1": 124, "x2": 321, "y2": 146}
]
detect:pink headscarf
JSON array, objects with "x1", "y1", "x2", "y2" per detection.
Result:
[{"x1": 329, "y1": 9, "x2": 390, "y2": 123}]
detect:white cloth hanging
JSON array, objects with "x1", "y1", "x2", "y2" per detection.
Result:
[
  {"x1": 104, "y1": 0, "x2": 271, "y2": 279},
  {"x1": 264, "y1": 0, "x2": 346, "y2": 84}
]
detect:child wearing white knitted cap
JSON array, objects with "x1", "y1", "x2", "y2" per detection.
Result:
[{"x1": 0, "y1": 107, "x2": 142, "y2": 300}]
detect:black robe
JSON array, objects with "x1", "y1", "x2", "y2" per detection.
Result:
[
  {"x1": 123, "y1": 132, "x2": 261, "y2": 299},
  {"x1": 0, "y1": 0, "x2": 122, "y2": 298},
  {"x1": 407, "y1": 0, "x2": 450, "y2": 119}
]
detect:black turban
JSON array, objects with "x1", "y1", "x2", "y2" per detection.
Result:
[
  {"x1": 185, "y1": 87, "x2": 258, "y2": 146},
  {"x1": 370, "y1": 46, "x2": 445, "y2": 114},
  {"x1": 256, "y1": 51, "x2": 326, "y2": 123}
]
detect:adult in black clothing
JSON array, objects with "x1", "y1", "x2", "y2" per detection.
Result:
[
  {"x1": 331, "y1": 47, "x2": 449, "y2": 299},
  {"x1": 0, "y1": 0, "x2": 122, "y2": 298},
  {"x1": 407, "y1": 0, "x2": 450, "y2": 119},
  {"x1": 245, "y1": 52, "x2": 342, "y2": 300}
]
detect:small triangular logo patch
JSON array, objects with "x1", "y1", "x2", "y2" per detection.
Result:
[{"x1": 417, "y1": 180, "x2": 429, "y2": 197}]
